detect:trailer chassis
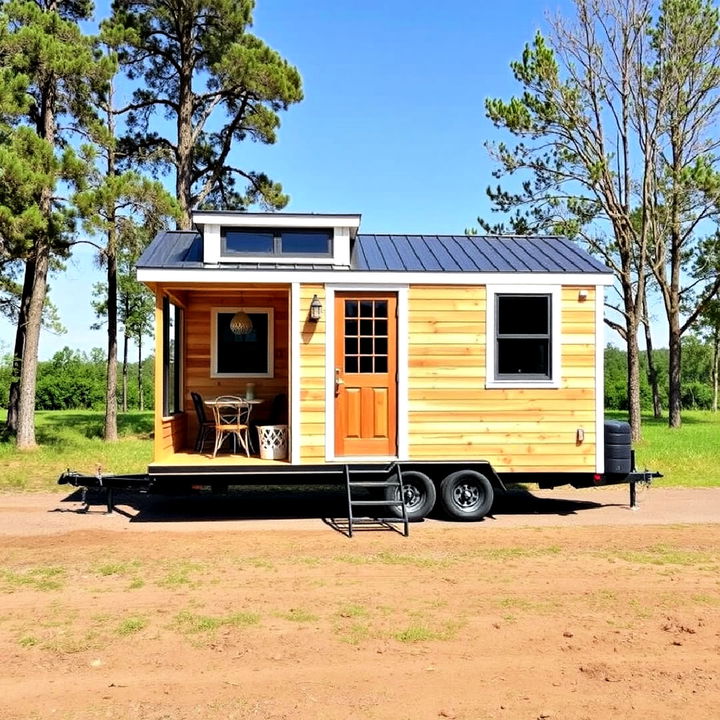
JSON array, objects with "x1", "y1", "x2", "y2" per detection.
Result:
[{"x1": 58, "y1": 458, "x2": 659, "y2": 519}]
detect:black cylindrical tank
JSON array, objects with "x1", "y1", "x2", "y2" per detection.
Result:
[{"x1": 604, "y1": 419, "x2": 632, "y2": 474}]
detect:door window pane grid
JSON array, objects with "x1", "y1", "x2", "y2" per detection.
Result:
[{"x1": 344, "y1": 299, "x2": 389, "y2": 374}]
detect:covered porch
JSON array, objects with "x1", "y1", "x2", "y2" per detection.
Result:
[{"x1": 153, "y1": 282, "x2": 303, "y2": 464}]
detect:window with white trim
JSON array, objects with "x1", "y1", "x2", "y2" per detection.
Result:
[
  {"x1": 486, "y1": 286, "x2": 560, "y2": 388},
  {"x1": 211, "y1": 308, "x2": 274, "y2": 378},
  {"x1": 163, "y1": 297, "x2": 182, "y2": 415},
  {"x1": 221, "y1": 228, "x2": 333, "y2": 257}
]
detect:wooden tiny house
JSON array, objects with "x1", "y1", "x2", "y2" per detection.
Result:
[{"x1": 130, "y1": 210, "x2": 627, "y2": 522}]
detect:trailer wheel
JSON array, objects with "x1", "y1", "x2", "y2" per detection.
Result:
[
  {"x1": 440, "y1": 470, "x2": 494, "y2": 521},
  {"x1": 385, "y1": 470, "x2": 436, "y2": 521}
]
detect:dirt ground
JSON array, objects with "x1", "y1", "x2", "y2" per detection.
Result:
[{"x1": 1, "y1": 485, "x2": 719, "y2": 720}]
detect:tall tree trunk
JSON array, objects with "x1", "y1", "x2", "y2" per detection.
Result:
[
  {"x1": 16, "y1": 71, "x2": 57, "y2": 450},
  {"x1": 103, "y1": 95, "x2": 119, "y2": 441},
  {"x1": 667, "y1": 321, "x2": 682, "y2": 426},
  {"x1": 626, "y1": 327, "x2": 642, "y2": 442},
  {"x1": 619, "y1": 253, "x2": 643, "y2": 442},
  {"x1": 176, "y1": 31, "x2": 194, "y2": 230},
  {"x1": 138, "y1": 335, "x2": 144, "y2": 411},
  {"x1": 712, "y1": 327, "x2": 719, "y2": 412},
  {"x1": 15, "y1": 242, "x2": 50, "y2": 449},
  {"x1": 122, "y1": 331, "x2": 129, "y2": 413},
  {"x1": 104, "y1": 238, "x2": 118, "y2": 440},
  {"x1": 640, "y1": 286, "x2": 662, "y2": 418},
  {"x1": 5, "y1": 256, "x2": 35, "y2": 434}
]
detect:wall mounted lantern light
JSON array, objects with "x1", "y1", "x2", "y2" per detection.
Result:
[
  {"x1": 230, "y1": 309, "x2": 253, "y2": 335},
  {"x1": 309, "y1": 294, "x2": 323, "y2": 322}
]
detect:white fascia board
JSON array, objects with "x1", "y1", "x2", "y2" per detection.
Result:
[
  {"x1": 290, "y1": 282, "x2": 301, "y2": 465},
  {"x1": 595, "y1": 284, "x2": 605, "y2": 474},
  {"x1": 136, "y1": 268, "x2": 615, "y2": 287},
  {"x1": 192, "y1": 212, "x2": 361, "y2": 230}
]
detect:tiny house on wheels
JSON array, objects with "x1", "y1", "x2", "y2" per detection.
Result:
[{"x1": 61, "y1": 210, "x2": 656, "y2": 527}]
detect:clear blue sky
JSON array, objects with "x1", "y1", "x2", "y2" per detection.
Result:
[{"x1": 3, "y1": 0, "x2": 599, "y2": 361}]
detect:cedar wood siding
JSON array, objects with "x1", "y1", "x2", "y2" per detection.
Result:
[
  {"x1": 154, "y1": 288, "x2": 185, "y2": 459},
  {"x1": 407, "y1": 285, "x2": 597, "y2": 473},
  {"x1": 154, "y1": 284, "x2": 290, "y2": 459},
  {"x1": 152, "y1": 280, "x2": 597, "y2": 470},
  {"x1": 298, "y1": 284, "x2": 326, "y2": 461}
]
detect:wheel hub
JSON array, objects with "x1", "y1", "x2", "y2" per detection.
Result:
[
  {"x1": 403, "y1": 484, "x2": 422, "y2": 510},
  {"x1": 453, "y1": 483, "x2": 480, "y2": 508}
]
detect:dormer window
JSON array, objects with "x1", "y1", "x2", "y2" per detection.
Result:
[{"x1": 222, "y1": 228, "x2": 333, "y2": 258}]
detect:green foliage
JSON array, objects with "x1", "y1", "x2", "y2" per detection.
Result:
[
  {"x1": 605, "y1": 336, "x2": 716, "y2": 411},
  {"x1": 0, "y1": 349, "x2": 154, "y2": 411},
  {"x1": 104, "y1": 0, "x2": 303, "y2": 224}
]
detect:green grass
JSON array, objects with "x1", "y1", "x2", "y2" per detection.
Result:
[
  {"x1": 0, "y1": 409, "x2": 153, "y2": 491},
  {"x1": 173, "y1": 610, "x2": 260, "y2": 635},
  {"x1": 606, "y1": 409, "x2": 720, "y2": 487},
  {"x1": 1, "y1": 566, "x2": 66, "y2": 592},
  {"x1": 116, "y1": 616, "x2": 148, "y2": 636},
  {"x1": 393, "y1": 621, "x2": 461, "y2": 643}
]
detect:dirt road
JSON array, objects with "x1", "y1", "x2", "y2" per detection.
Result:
[{"x1": 1, "y1": 486, "x2": 718, "y2": 719}]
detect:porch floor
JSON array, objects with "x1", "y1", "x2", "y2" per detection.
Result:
[{"x1": 149, "y1": 450, "x2": 290, "y2": 470}]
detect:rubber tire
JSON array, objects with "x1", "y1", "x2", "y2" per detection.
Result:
[
  {"x1": 385, "y1": 470, "x2": 436, "y2": 522},
  {"x1": 439, "y1": 470, "x2": 494, "y2": 521}
]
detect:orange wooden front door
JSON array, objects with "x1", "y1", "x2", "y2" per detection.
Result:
[{"x1": 334, "y1": 292, "x2": 397, "y2": 457}]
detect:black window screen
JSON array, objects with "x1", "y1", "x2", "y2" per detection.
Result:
[
  {"x1": 496, "y1": 295, "x2": 551, "y2": 379},
  {"x1": 216, "y1": 312, "x2": 270, "y2": 375}
]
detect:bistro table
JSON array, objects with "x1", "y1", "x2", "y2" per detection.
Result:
[{"x1": 204, "y1": 397, "x2": 264, "y2": 454}]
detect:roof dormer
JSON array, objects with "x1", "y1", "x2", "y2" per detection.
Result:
[{"x1": 192, "y1": 211, "x2": 362, "y2": 267}]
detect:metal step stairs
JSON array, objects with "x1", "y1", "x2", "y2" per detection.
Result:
[{"x1": 343, "y1": 463, "x2": 409, "y2": 537}]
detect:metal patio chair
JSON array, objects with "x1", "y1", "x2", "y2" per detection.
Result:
[
  {"x1": 191, "y1": 391, "x2": 215, "y2": 452},
  {"x1": 210, "y1": 395, "x2": 251, "y2": 457}
]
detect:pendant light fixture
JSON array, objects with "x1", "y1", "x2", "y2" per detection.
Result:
[{"x1": 230, "y1": 309, "x2": 253, "y2": 335}]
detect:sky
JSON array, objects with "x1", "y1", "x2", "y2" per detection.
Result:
[{"x1": 3, "y1": 0, "x2": 610, "y2": 361}]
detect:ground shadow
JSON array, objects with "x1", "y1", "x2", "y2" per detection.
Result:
[
  {"x1": 57, "y1": 483, "x2": 624, "y2": 526},
  {"x1": 485, "y1": 487, "x2": 619, "y2": 518}
]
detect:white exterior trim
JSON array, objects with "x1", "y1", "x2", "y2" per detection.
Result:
[
  {"x1": 485, "y1": 285, "x2": 562, "y2": 390},
  {"x1": 192, "y1": 212, "x2": 361, "y2": 229},
  {"x1": 210, "y1": 307, "x2": 275, "y2": 378},
  {"x1": 324, "y1": 290, "x2": 335, "y2": 462},
  {"x1": 290, "y1": 283, "x2": 301, "y2": 465},
  {"x1": 137, "y1": 268, "x2": 614, "y2": 288},
  {"x1": 324, "y1": 283, "x2": 409, "y2": 462},
  {"x1": 595, "y1": 284, "x2": 605, "y2": 474},
  {"x1": 396, "y1": 287, "x2": 409, "y2": 461}
]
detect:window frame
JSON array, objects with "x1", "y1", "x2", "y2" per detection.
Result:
[
  {"x1": 485, "y1": 285, "x2": 561, "y2": 389},
  {"x1": 220, "y1": 227, "x2": 334, "y2": 259},
  {"x1": 162, "y1": 296, "x2": 183, "y2": 417},
  {"x1": 210, "y1": 307, "x2": 275, "y2": 379}
]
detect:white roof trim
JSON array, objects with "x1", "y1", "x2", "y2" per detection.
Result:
[
  {"x1": 137, "y1": 268, "x2": 614, "y2": 287},
  {"x1": 192, "y1": 212, "x2": 362, "y2": 230}
]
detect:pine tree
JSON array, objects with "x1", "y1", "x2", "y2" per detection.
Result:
[
  {"x1": 1, "y1": 0, "x2": 111, "y2": 448},
  {"x1": 105, "y1": 0, "x2": 303, "y2": 228}
]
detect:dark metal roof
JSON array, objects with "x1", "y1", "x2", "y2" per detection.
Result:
[
  {"x1": 352, "y1": 235, "x2": 611, "y2": 274},
  {"x1": 137, "y1": 230, "x2": 204, "y2": 268},
  {"x1": 138, "y1": 230, "x2": 611, "y2": 275}
]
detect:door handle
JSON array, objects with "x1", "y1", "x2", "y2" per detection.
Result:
[{"x1": 335, "y1": 368, "x2": 344, "y2": 388}]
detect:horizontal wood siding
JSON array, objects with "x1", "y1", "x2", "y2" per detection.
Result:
[
  {"x1": 299, "y1": 284, "x2": 326, "y2": 461},
  {"x1": 183, "y1": 287, "x2": 289, "y2": 448},
  {"x1": 407, "y1": 285, "x2": 597, "y2": 472},
  {"x1": 157, "y1": 414, "x2": 187, "y2": 459}
]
